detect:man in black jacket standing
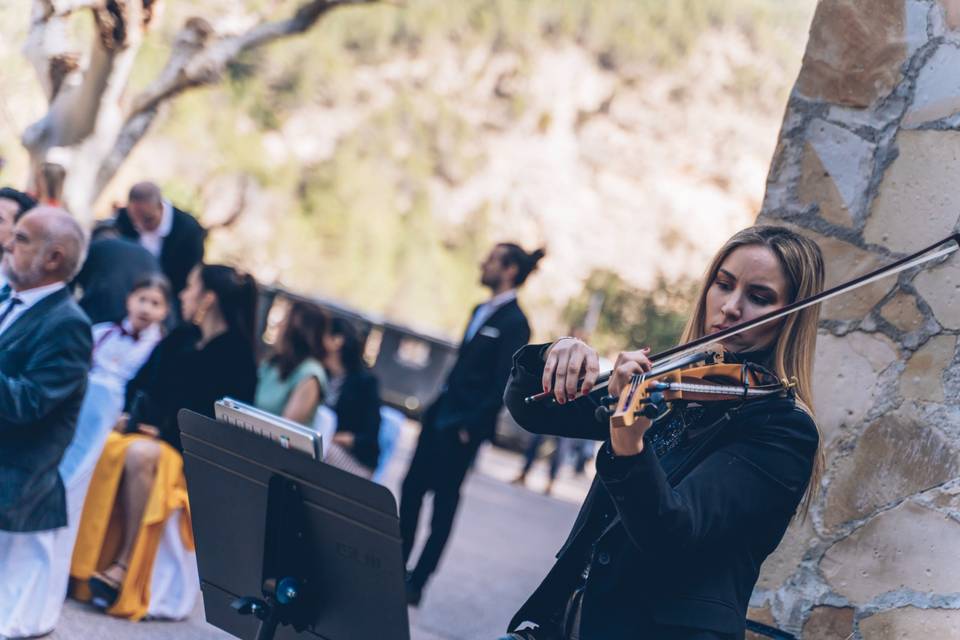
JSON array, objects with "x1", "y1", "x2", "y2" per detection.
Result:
[
  {"x1": 114, "y1": 182, "x2": 205, "y2": 319},
  {"x1": 399, "y1": 242, "x2": 544, "y2": 606},
  {"x1": 0, "y1": 207, "x2": 93, "y2": 638}
]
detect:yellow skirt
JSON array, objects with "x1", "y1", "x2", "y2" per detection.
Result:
[{"x1": 69, "y1": 432, "x2": 194, "y2": 621}]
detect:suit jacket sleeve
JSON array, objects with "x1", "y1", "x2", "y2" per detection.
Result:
[
  {"x1": 503, "y1": 343, "x2": 609, "y2": 441},
  {"x1": 595, "y1": 412, "x2": 818, "y2": 554},
  {"x1": 463, "y1": 314, "x2": 530, "y2": 438},
  {"x1": 0, "y1": 316, "x2": 92, "y2": 429}
]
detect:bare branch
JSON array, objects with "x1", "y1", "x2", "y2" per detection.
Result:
[
  {"x1": 24, "y1": 0, "x2": 148, "y2": 154},
  {"x1": 37, "y1": 0, "x2": 104, "y2": 20},
  {"x1": 94, "y1": 0, "x2": 380, "y2": 209},
  {"x1": 128, "y1": 0, "x2": 378, "y2": 118},
  {"x1": 93, "y1": 106, "x2": 156, "y2": 196},
  {"x1": 25, "y1": 0, "x2": 80, "y2": 100}
]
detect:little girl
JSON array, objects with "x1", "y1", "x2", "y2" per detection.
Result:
[
  {"x1": 60, "y1": 274, "x2": 172, "y2": 501},
  {"x1": 44, "y1": 275, "x2": 171, "y2": 624}
]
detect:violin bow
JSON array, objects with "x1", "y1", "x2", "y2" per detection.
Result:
[{"x1": 526, "y1": 233, "x2": 960, "y2": 404}]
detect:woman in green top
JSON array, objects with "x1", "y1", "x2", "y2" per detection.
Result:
[{"x1": 255, "y1": 300, "x2": 329, "y2": 425}]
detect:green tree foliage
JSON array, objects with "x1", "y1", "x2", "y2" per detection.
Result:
[{"x1": 563, "y1": 270, "x2": 699, "y2": 357}]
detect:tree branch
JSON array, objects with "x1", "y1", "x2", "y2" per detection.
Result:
[
  {"x1": 94, "y1": 107, "x2": 155, "y2": 196},
  {"x1": 25, "y1": 0, "x2": 79, "y2": 100},
  {"x1": 23, "y1": 0, "x2": 150, "y2": 154},
  {"x1": 37, "y1": 0, "x2": 104, "y2": 18},
  {"x1": 94, "y1": 0, "x2": 379, "y2": 200},
  {"x1": 127, "y1": 0, "x2": 377, "y2": 118}
]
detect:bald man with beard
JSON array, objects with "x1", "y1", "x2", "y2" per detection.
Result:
[{"x1": 0, "y1": 207, "x2": 92, "y2": 639}]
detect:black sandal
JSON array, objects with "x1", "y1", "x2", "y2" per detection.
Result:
[{"x1": 89, "y1": 561, "x2": 127, "y2": 609}]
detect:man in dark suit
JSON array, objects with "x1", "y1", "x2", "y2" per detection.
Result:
[
  {"x1": 0, "y1": 207, "x2": 92, "y2": 638},
  {"x1": 114, "y1": 182, "x2": 205, "y2": 316},
  {"x1": 73, "y1": 220, "x2": 161, "y2": 324},
  {"x1": 399, "y1": 242, "x2": 545, "y2": 605}
]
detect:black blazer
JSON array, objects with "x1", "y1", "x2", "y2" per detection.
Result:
[
  {"x1": 333, "y1": 369, "x2": 382, "y2": 470},
  {"x1": 503, "y1": 345, "x2": 818, "y2": 640},
  {"x1": 114, "y1": 205, "x2": 205, "y2": 297},
  {"x1": 74, "y1": 236, "x2": 161, "y2": 323},
  {"x1": 0, "y1": 288, "x2": 92, "y2": 532},
  {"x1": 428, "y1": 298, "x2": 530, "y2": 441}
]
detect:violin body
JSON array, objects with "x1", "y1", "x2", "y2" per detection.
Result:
[{"x1": 606, "y1": 348, "x2": 790, "y2": 429}]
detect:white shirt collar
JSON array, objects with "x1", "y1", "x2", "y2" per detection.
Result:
[
  {"x1": 0, "y1": 281, "x2": 66, "y2": 335},
  {"x1": 486, "y1": 289, "x2": 517, "y2": 309},
  {"x1": 137, "y1": 200, "x2": 174, "y2": 257},
  {"x1": 12, "y1": 281, "x2": 66, "y2": 307},
  {"x1": 120, "y1": 317, "x2": 163, "y2": 341},
  {"x1": 157, "y1": 200, "x2": 174, "y2": 238}
]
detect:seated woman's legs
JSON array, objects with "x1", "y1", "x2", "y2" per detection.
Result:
[{"x1": 100, "y1": 438, "x2": 161, "y2": 586}]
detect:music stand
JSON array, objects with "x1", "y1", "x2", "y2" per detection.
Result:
[{"x1": 179, "y1": 409, "x2": 410, "y2": 640}]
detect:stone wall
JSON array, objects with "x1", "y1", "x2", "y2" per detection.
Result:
[{"x1": 753, "y1": 1, "x2": 960, "y2": 638}]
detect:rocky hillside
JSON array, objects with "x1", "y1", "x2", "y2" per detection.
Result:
[{"x1": 0, "y1": 1, "x2": 815, "y2": 340}]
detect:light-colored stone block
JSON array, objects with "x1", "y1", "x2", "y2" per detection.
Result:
[
  {"x1": 818, "y1": 235, "x2": 893, "y2": 321},
  {"x1": 860, "y1": 606, "x2": 960, "y2": 639},
  {"x1": 880, "y1": 292, "x2": 925, "y2": 332},
  {"x1": 941, "y1": 0, "x2": 960, "y2": 30},
  {"x1": 798, "y1": 141, "x2": 854, "y2": 227},
  {"x1": 913, "y1": 259, "x2": 960, "y2": 330},
  {"x1": 820, "y1": 501, "x2": 960, "y2": 603},
  {"x1": 903, "y1": 44, "x2": 960, "y2": 128},
  {"x1": 900, "y1": 334, "x2": 957, "y2": 402},
  {"x1": 800, "y1": 120, "x2": 876, "y2": 222},
  {"x1": 823, "y1": 414, "x2": 960, "y2": 529},
  {"x1": 797, "y1": 0, "x2": 907, "y2": 107},
  {"x1": 906, "y1": 0, "x2": 933, "y2": 55},
  {"x1": 813, "y1": 331, "x2": 898, "y2": 438},
  {"x1": 802, "y1": 606, "x2": 855, "y2": 640},
  {"x1": 864, "y1": 130, "x2": 960, "y2": 253},
  {"x1": 746, "y1": 605, "x2": 777, "y2": 640}
]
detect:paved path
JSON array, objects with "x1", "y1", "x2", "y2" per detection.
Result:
[{"x1": 55, "y1": 423, "x2": 592, "y2": 640}]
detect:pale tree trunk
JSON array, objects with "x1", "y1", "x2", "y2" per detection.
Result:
[{"x1": 21, "y1": 0, "x2": 377, "y2": 222}]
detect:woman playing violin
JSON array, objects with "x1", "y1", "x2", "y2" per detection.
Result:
[{"x1": 500, "y1": 225, "x2": 824, "y2": 640}]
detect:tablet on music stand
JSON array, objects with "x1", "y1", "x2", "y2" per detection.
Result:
[{"x1": 179, "y1": 409, "x2": 410, "y2": 640}]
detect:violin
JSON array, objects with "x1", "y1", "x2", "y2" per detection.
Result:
[
  {"x1": 524, "y1": 233, "x2": 960, "y2": 417},
  {"x1": 595, "y1": 345, "x2": 791, "y2": 428}
]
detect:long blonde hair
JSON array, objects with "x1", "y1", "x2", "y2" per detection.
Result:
[{"x1": 679, "y1": 225, "x2": 825, "y2": 512}]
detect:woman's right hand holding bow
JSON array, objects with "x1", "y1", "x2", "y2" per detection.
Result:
[{"x1": 542, "y1": 337, "x2": 600, "y2": 404}]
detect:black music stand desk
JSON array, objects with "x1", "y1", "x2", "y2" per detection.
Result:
[{"x1": 179, "y1": 409, "x2": 410, "y2": 640}]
